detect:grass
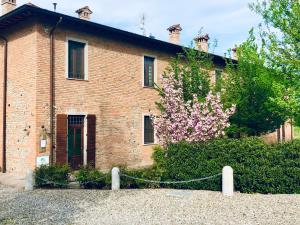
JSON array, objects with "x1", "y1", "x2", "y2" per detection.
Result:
[{"x1": 293, "y1": 126, "x2": 300, "y2": 139}]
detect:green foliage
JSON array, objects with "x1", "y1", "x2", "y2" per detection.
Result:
[
  {"x1": 249, "y1": 0, "x2": 300, "y2": 124},
  {"x1": 163, "y1": 138, "x2": 300, "y2": 194},
  {"x1": 156, "y1": 48, "x2": 212, "y2": 111},
  {"x1": 121, "y1": 139, "x2": 300, "y2": 194},
  {"x1": 35, "y1": 164, "x2": 70, "y2": 188},
  {"x1": 293, "y1": 126, "x2": 300, "y2": 139},
  {"x1": 294, "y1": 115, "x2": 300, "y2": 127},
  {"x1": 250, "y1": 0, "x2": 300, "y2": 82},
  {"x1": 74, "y1": 166, "x2": 110, "y2": 189},
  {"x1": 223, "y1": 32, "x2": 288, "y2": 137}
]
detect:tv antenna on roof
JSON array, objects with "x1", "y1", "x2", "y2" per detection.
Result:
[
  {"x1": 140, "y1": 14, "x2": 146, "y2": 36},
  {"x1": 53, "y1": 3, "x2": 57, "y2": 12}
]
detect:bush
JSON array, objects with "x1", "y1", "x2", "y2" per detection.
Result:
[
  {"x1": 120, "y1": 138, "x2": 300, "y2": 194},
  {"x1": 35, "y1": 164, "x2": 70, "y2": 188},
  {"x1": 74, "y1": 166, "x2": 110, "y2": 189},
  {"x1": 163, "y1": 138, "x2": 300, "y2": 194}
]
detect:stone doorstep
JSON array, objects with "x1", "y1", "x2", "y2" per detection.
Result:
[{"x1": 0, "y1": 173, "x2": 26, "y2": 190}]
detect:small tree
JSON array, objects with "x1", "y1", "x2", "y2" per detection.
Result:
[
  {"x1": 153, "y1": 72, "x2": 235, "y2": 146},
  {"x1": 249, "y1": 0, "x2": 300, "y2": 127},
  {"x1": 223, "y1": 32, "x2": 291, "y2": 137}
]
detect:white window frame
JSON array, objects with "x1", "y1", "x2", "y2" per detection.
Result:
[
  {"x1": 66, "y1": 37, "x2": 89, "y2": 80},
  {"x1": 142, "y1": 54, "x2": 158, "y2": 87},
  {"x1": 142, "y1": 114, "x2": 157, "y2": 145}
]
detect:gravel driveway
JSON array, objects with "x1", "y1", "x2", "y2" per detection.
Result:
[{"x1": 0, "y1": 185, "x2": 299, "y2": 225}]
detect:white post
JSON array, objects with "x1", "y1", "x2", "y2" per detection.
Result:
[
  {"x1": 111, "y1": 167, "x2": 120, "y2": 190},
  {"x1": 25, "y1": 170, "x2": 34, "y2": 191},
  {"x1": 222, "y1": 166, "x2": 233, "y2": 196}
]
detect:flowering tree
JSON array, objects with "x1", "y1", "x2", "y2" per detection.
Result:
[{"x1": 152, "y1": 73, "x2": 235, "y2": 146}]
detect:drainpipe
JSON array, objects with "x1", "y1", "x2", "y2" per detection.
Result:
[
  {"x1": 0, "y1": 35, "x2": 7, "y2": 173},
  {"x1": 49, "y1": 17, "x2": 62, "y2": 165}
]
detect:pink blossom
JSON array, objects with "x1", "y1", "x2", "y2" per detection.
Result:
[{"x1": 152, "y1": 73, "x2": 235, "y2": 146}]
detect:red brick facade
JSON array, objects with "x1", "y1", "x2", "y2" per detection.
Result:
[{"x1": 0, "y1": 8, "x2": 293, "y2": 175}]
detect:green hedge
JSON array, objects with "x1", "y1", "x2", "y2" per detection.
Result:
[
  {"x1": 121, "y1": 138, "x2": 300, "y2": 194},
  {"x1": 162, "y1": 138, "x2": 300, "y2": 193},
  {"x1": 35, "y1": 165, "x2": 70, "y2": 188},
  {"x1": 74, "y1": 166, "x2": 110, "y2": 189}
]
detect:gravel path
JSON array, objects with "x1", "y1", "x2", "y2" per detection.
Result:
[{"x1": 0, "y1": 185, "x2": 299, "y2": 225}]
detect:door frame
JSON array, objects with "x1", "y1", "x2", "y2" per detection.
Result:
[{"x1": 67, "y1": 113, "x2": 88, "y2": 167}]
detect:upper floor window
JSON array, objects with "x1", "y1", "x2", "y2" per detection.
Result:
[
  {"x1": 68, "y1": 40, "x2": 86, "y2": 80},
  {"x1": 144, "y1": 56, "x2": 155, "y2": 87},
  {"x1": 144, "y1": 115, "x2": 154, "y2": 144}
]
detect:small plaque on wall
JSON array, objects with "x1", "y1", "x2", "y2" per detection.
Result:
[
  {"x1": 36, "y1": 156, "x2": 49, "y2": 167},
  {"x1": 41, "y1": 140, "x2": 47, "y2": 148}
]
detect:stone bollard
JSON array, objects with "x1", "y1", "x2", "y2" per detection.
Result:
[
  {"x1": 25, "y1": 170, "x2": 34, "y2": 191},
  {"x1": 111, "y1": 167, "x2": 120, "y2": 190},
  {"x1": 222, "y1": 166, "x2": 234, "y2": 196}
]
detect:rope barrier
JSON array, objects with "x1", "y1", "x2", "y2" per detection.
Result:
[
  {"x1": 35, "y1": 172, "x2": 222, "y2": 187},
  {"x1": 120, "y1": 172, "x2": 222, "y2": 184}
]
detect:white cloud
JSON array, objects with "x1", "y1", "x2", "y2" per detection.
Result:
[{"x1": 17, "y1": 0, "x2": 260, "y2": 55}]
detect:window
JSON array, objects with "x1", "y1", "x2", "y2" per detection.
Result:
[
  {"x1": 68, "y1": 40, "x2": 86, "y2": 79},
  {"x1": 144, "y1": 56, "x2": 155, "y2": 87},
  {"x1": 144, "y1": 116, "x2": 154, "y2": 144}
]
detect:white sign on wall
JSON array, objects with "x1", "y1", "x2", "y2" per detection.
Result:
[
  {"x1": 40, "y1": 140, "x2": 47, "y2": 148},
  {"x1": 36, "y1": 156, "x2": 50, "y2": 167}
]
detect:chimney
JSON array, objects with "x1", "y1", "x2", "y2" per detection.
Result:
[
  {"x1": 232, "y1": 46, "x2": 238, "y2": 60},
  {"x1": 194, "y1": 34, "x2": 210, "y2": 52},
  {"x1": 76, "y1": 6, "x2": 92, "y2": 20},
  {"x1": 1, "y1": 0, "x2": 16, "y2": 15},
  {"x1": 167, "y1": 24, "x2": 182, "y2": 45}
]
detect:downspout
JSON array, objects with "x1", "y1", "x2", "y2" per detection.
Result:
[
  {"x1": 0, "y1": 35, "x2": 7, "y2": 173},
  {"x1": 49, "y1": 17, "x2": 62, "y2": 165}
]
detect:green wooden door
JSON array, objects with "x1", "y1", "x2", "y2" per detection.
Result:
[{"x1": 68, "y1": 116, "x2": 84, "y2": 170}]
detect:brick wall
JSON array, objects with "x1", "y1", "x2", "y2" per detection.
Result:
[
  {"x1": 1, "y1": 20, "x2": 38, "y2": 175},
  {"x1": 0, "y1": 40, "x2": 3, "y2": 171},
  {"x1": 35, "y1": 24, "x2": 172, "y2": 170}
]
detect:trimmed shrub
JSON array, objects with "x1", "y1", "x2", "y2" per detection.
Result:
[
  {"x1": 120, "y1": 167, "x2": 162, "y2": 189},
  {"x1": 74, "y1": 166, "x2": 110, "y2": 189},
  {"x1": 163, "y1": 138, "x2": 300, "y2": 193},
  {"x1": 35, "y1": 164, "x2": 70, "y2": 188},
  {"x1": 120, "y1": 138, "x2": 300, "y2": 194}
]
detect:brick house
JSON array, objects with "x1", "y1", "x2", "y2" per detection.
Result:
[{"x1": 0, "y1": 2, "x2": 293, "y2": 176}]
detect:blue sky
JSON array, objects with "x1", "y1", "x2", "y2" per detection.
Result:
[{"x1": 19, "y1": 0, "x2": 261, "y2": 56}]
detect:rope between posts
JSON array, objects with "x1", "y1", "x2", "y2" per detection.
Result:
[{"x1": 119, "y1": 172, "x2": 222, "y2": 184}]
